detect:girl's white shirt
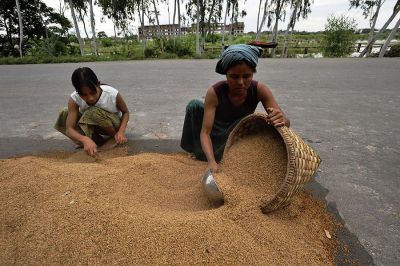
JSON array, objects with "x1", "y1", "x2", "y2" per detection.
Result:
[{"x1": 70, "y1": 85, "x2": 121, "y2": 116}]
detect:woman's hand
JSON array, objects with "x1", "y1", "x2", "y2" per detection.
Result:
[
  {"x1": 208, "y1": 161, "x2": 219, "y2": 173},
  {"x1": 114, "y1": 131, "x2": 128, "y2": 144},
  {"x1": 266, "y1": 107, "x2": 287, "y2": 127},
  {"x1": 82, "y1": 137, "x2": 98, "y2": 157}
]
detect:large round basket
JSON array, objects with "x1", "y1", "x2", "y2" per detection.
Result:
[{"x1": 223, "y1": 113, "x2": 321, "y2": 213}]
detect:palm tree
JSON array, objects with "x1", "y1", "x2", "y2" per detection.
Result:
[
  {"x1": 68, "y1": 0, "x2": 85, "y2": 56},
  {"x1": 15, "y1": 0, "x2": 23, "y2": 57},
  {"x1": 88, "y1": 0, "x2": 98, "y2": 56}
]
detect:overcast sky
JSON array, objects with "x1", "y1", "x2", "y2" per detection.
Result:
[{"x1": 44, "y1": 0, "x2": 399, "y2": 36}]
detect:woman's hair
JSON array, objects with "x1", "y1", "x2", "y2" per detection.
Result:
[
  {"x1": 226, "y1": 60, "x2": 257, "y2": 73},
  {"x1": 71, "y1": 67, "x2": 99, "y2": 95}
]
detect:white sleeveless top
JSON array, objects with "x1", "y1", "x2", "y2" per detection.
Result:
[{"x1": 70, "y1": 85, "x2": 121, "y2": 116}]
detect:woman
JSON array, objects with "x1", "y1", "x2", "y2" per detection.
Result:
[
  {"x1": 54, "y1": 67, "x2": 129, "y2": 156},
  {"x1": 180, "y1": 44, "x2": 290, "y2": 172}
]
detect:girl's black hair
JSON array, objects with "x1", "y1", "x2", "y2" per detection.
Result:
[{"x1": 71, "y1": 67, "x2": 100, "y2": 95}]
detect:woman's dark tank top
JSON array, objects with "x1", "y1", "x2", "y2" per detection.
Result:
[{"x1": 213, "y1": 80, "x2": 259, "y2": 123}]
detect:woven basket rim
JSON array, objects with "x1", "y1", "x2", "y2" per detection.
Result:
[{"x1": 222, "y1": 112, "x2": 321, "y2": 212}]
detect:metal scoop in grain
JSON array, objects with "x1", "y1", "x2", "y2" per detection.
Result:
[{"x1": 202, "y1": 169, "x2": 224, "y2": 206}]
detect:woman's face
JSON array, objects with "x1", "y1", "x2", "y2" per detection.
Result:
[
  {"x1": 79, "y1": 85, "x2": 101, "y2": 106},
  {"x1": 226, "y1": 62, "x2": 254, "y2": 96}
]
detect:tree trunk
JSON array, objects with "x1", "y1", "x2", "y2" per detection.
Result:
[
  {"x1": 78, "y1": 9, "x2": 89, "y2": 44},
  {"x1": 195, "y1": 0, "x2": 201, "y2": 55},
  {"x1": 359, "y1": 5, "x2": 400, "y2": 57},
  {"x1": 177, "y1": 0, "x2": 182, "y2": 37},
  {"x1": 152, "y1": 0, "x2": 164, "y2": 51},
  {"x1": 88, "y1": 0, "x2": 98, "y2": 56},
  {"x1": 257, "y1": 0, "x2": 269, "y2": 40},
  {"x1": 379, "y1": 17, "x2": 400, "y2": 57},
  {"x1": 366, "y1": 0, "x2": 382, "y2": 56},
  {"x1": 256, "y1": 0, "x2": 263, "y2": 40},
  {"x1": 15, "y1": 0, "x2": 23, "y2": 57},
  {"x1": 221, "y1": 0, "x2": 229, "y2": 46},
  {"x1": 229, "y1": 0, "x2": 236, "y2": 42},
  {"x1": 206, "y1": 0, "x2": 217, "y2": 36},
  {"x1": 271, "y1": 0, "x2": 282, "y2": 57},
  {"x1": 200, "y1": 1, "x2": 206, "y2": 51},
  {"x1": 69, "y1": 0, "x2": 85, "y2": 56},
  {"x1": 172, "y1": 0, "x2": 177, "y2": 47},
  {"x1": 138, "y1": 0, "x2": 146, "y2": 48},
  {"x1": 281, "y1": 1, "x2": 299, "y2": 58}
]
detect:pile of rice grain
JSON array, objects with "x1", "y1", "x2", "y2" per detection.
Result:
[
  {"x1": 0, "y1": 144, "x2": 337, "y2": 265},
  {"x1": 215, "y1": 127, "x2": 287, "y2": 207}
]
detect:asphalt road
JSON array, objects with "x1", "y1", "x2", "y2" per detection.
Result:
[{"x1": 0, "y1": 58, "x2": 399, "y2": 265}]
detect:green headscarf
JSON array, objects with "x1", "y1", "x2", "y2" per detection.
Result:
[{"x1": 215, "y1": 44, "x2": 263, "y2": 75}]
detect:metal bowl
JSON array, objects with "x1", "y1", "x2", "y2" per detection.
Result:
[{"x1": 202, "y1": 169, "x2": 224, "y2": 206}]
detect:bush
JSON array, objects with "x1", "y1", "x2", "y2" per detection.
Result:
[
  {"x1": 144, "y1": 46, "x2": 160, "y2": 58},
  {"x1": 101, "y1": 38, "x2": 113, "y2": 47},
  {"x1": 385, "y1": 44, "x2": 400, "y2": 57},
  {"x1": 322, "y1": 15, "x2": 357, "y2": 57},
  {"x1": 163, "y1": 38, "x2": 194, "y2": 57}
]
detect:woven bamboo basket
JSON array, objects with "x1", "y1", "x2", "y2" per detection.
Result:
[{"x1": 223, "y1": 113, "x2": 321, "y2": 213}]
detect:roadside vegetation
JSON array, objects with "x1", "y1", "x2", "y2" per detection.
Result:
[{"x1": 1, "y1": 0, "x2": 399, "y2": 64}]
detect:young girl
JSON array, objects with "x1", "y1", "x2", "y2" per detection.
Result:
[{"x1": 54, "y1": 67, "x2": 129, "y2": 156}]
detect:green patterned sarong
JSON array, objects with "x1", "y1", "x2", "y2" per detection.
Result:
[{"x1": 54, "y1": 106, "x2": 121, "y2": 140}]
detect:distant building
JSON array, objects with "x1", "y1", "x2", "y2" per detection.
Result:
[
  {"x1": 138, "y1": 22, "x2": 244, "y2": 39},
  {"x1": 210, "y1": 22, "x2": 244, "y2": 35},
  {"x1": 138, "y1": 24, "x2": 190, "y2": 39}
]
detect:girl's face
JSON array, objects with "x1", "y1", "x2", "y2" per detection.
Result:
[
  {"x1": 226, "y1": 62, "x2": 254, "y2": 96},
  {"x1": 79, "y1": 85, "x2": 101, "y2": 106}
]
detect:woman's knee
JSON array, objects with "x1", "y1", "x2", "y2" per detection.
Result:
[{"x1": 186, "y1": 99, "x2": 204, "y2": 113}]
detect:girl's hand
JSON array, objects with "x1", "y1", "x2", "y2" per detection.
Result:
[
  {"x1": 114, "y1": 131, "x2": 128, "y2": 144},
  {"x1": 82, "y1": 137, "x2": 98, "y2": 157},
  {"x1": 208, "y1": 161, "x2": 219, "y2": 173},
  {"x1": 266, "y1": 107, "x2": 287, "y2": 127}
]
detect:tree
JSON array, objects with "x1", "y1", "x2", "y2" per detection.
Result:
[
  {"x1": 322, "y1": 14, "x2": 357, "y2": 57},
  {"x1": 152, "y1": 0, "x2": 164, "y2": 51},
  {"x1": 0, "y1": 0, "x2": 71, "y2": 56},
  {"x1": 270, "y1": 0, "x2": 290, "y2": 57},
  {"x1": 281, "y1": 0, "x2": 313, "y2": 58},
  {"x1": 357, "y1": 0, "x2": 400, "y2": 57},
  {"x1": 76, "y1": 1, "x2": 90, "y2": 40},
  {"x1": 195, "y1": 0, "x2": 200, "y2": 55},
  {"x1": 177, "y1": 0, "x2": 182, "y2": 37},
  {"x1": 350, "y1": 0, "x2": 384, "y2": 56},
  {"x1": 256, "y1": 0, "x2": 272, "y2": 40},
  {"x1": 221, "y1": 0, "x2": 230, "y2": 45},
  {"x1": 187, "y1": 0, "x2": 232, "y2": 52},
  {"x1": 15, "y1": 0, "x2": 23, "y2": 57},
  {"x1": 379, "y1": 17, "x2": 400, "y2": 57},
  {"x1": 88, "y1": 0, "x2": 98, "y2": 56},
  {"x1": 67, "y1": 0, "x2": 85, "y2": 56}
]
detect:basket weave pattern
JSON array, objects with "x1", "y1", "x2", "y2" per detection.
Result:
[{"x1": 223, "y1": 113, "x2": 321, "y2": 213}]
